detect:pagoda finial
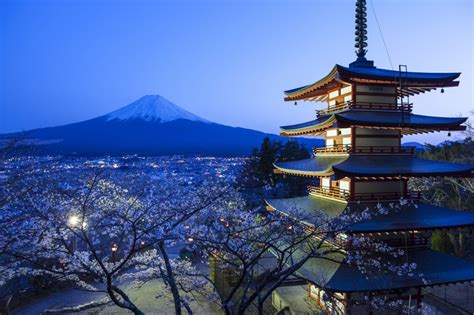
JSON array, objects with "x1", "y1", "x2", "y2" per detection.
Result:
[
  {"x1": 354, "y1": 0, "x2": 368, "y2": 58},
  {"x1": 350, "y1": 0, "x2": 374, "y2": 68}
]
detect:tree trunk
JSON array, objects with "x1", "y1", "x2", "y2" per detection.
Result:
[
  {"x1": 105, "y1": 278, "x2": 144, "y2": 315},
  {"x1": 159, "y1": 240, "x2": 182, "y2": 315},
  {"x1": 448, "y1": 229, "x2": 465, "y2": 257},
  {"x1": 0, "y1": 295, "x2": 12, "y2": 315},
  {"x1": 257, "y1": 297, "x2": 264, "y2": 315}
]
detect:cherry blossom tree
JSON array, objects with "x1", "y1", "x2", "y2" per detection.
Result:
[{"x1": 1, "y1": 166, "x2": 233, "y2": 315}]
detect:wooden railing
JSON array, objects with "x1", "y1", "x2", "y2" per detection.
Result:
[
  {"x1": 308, "y1": 185, "x2": 350, "y2": 201},
  {"x1": 313, "y1": 144, "x2": 350, "y2": 155},
  {"x1": 313, "y1": 145, "x2": 415, "y2": 155},
  {"x1": 384, "y1": 237, "x2": 428, "y2": 248},
  {"x1": 348, "y1": 146, "x2": 415, "y2": 155},
  {"x1": 309, "y1": 184, "x2": 422, "y2": 202},
  {"x1": 316, "y1": 101, "x2": 413, "y2": 116},
  {"x1": 350, "y1": 191, "x2": 422, "y2": 202}
]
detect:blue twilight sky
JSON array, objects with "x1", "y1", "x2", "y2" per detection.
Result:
[{"x1": 1, "y1": 0, "x2": 473, "y2": 144}]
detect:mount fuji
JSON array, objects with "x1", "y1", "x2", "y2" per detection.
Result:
[{"x1": 3, "y1": 95, "x2": 322, "y2": 156}]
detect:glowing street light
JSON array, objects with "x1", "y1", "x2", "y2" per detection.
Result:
[
  {"x1": 68, "y1": 215, "x2": 79, "y2": 227},
  {"x1": 68, "y1": 214, "x2": 87, "y2": 229},
  {"x1": 67, "y1": 214, "x2": 84, "y2": 252},
  {"x1": 111, "y1": 244, "x2": 118, "y2": 263}
]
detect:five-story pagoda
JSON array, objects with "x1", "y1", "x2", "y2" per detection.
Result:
[{"x1": 267, "y1": 1, "x2": 474, "y2": 313}]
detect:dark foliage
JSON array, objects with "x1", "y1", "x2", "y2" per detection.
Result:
[
  {"x1": 237, "y1": 137, "x2": 315, "y2": 207},
  {"x1": 413, "y1": 138, "x2": 474, "y2": 257}
]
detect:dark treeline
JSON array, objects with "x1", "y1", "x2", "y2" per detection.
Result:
[
  {"x1": 237, "y1": 137, "x2": 315, "y2": 207},
  {"x1": 411, "y1": 137, "x2": 474, "y2": 257}
]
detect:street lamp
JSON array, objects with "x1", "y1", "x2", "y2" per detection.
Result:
[
  {"x1": 67, "y1": 215, "x2": 79, "y2": 252},
  {"x1": 68, "y1": 215, "x2": 79, "y2": 227},
  {"x1": 68, "y1": 214, "x2": 87, "y2": 229},
  {"x1": 111, "y1": 244, "x2": 118, "y2": 263}
]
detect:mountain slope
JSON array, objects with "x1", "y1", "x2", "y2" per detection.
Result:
[
  {"x1": 105, "y1": 95, "x2": 209, "y2": 123},
  {"x1": 4, "y1": 95, "x2": 322, "y2": 156}
]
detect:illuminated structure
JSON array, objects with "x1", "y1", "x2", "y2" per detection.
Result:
[{"x1": 267, "y1": 0, "x2": 474, "y2": 313}]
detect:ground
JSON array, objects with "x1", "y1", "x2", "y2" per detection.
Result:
[{"x1": 13, "y1": 280, "x2": 221, "y2": 315}]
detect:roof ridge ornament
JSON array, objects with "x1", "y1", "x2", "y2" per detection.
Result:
[
  {"x1": 355, "y1": 0, "x2": 368, "y2": 58},
  {"x1": 354, "y1": 0, "x2": 367, "y2": 58},
  {"x1": 349, "y1": 0, "x2": 375, "y2": 68}
]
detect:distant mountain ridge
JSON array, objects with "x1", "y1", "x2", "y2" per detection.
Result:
[
  {"x1": 3, "y1": 95, "x2": 322, "y2": 156},
  {"x1": 402, "y1": 142, "x2": 426, "y2": 150}
]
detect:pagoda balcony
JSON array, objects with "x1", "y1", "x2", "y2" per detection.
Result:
[
  {"x1": 316, "y1": 101, "x2": 413, "y2": 117},
  {"x1": 308, "y1": 185, "x2": 350, "y2": 201},
  {"x1": 314, "y1": 145, "x2": 415, "y2": 156},
  {"x1": 383, "y1": 236, "x2": 429, "y2": 249},
  {"x1": 313, "y1": 144, "x2": 350, "y2": 155},
  {"x1": 341, "y1": 236, "x2": 429, "y2": 250},
  {"x1": 350, "y1": 191, "x2": 422, "y2": 202},
  {"x1": 349, "y1": 145, "x2": 415, "y2": 155},
  {"x1": 308, "y1": 185, "x2": 422, "y2": 202}
]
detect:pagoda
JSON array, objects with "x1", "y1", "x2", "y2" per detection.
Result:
[{"x1": 267, "y1": 0, "x2": 474, "y2": 313}]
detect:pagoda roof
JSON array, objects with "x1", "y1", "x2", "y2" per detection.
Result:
[
  {"x1": 280, "y1": 114, "x2": 335, "y2": 136},
  {"x1": 266, "y1": 196, "x2": 474, "y2": 233},
  {"x1": 273, "y1": 156, "x2": 347, "y2": 177},
  {"x1": 284, "y1": 64, "x2": 461, "y2": 102},
  {"x1": 296, "y1": 247, "x2": 474, "y2": 292},
  {"x1": 333, "y1": 155, "x2": 474, "y2": 179},
  {"x1": 280, "y1": 111, "x2": 467, "y2": 136},
  {"x1": 274, "y1": 155, "x2": 474, "y2": 178}
]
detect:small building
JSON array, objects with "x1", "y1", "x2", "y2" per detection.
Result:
[{"x1": 267, "y1": 0, "x2": 474, "y2": 313}]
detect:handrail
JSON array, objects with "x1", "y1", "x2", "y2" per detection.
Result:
[
  {"x1": 308, "y1": 185, "x2": 350, "y2": 201},
  {"x1": 309, "y1": 184, "x2": 422, "y2": 202},
  {"x1": 350, "y1": 191, "x2": 422, "y2": 202},
  {"x1": 348, "y1": 146, "x2": 415, "y2": 155},
  {"x1": 316, "y1": 101, "x2": 413, "y2": 116},
  {"x1": 384, "y1": 237, "x2": 428, "y2": 248},
  {"x1": 314, "y1": 145, "x2": 415, "y2": 155},
  {"x1": 313, "y1": 145, "x2": 350, "y2": 155}
]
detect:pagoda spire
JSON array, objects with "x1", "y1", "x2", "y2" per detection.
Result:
[
  {"x1": 349, "y1": 0, "x2": 374, "y2": 68},
  {"x1": 354, "y1": 0, "x2": 368, "y2": 58}
]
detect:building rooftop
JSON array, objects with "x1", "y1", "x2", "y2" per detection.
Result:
[
  {"x1": 273, "y1": 155, "x2": 474, "y2": 178},
  {"x1": 296, "y1": 247, "x2": 474, "y2": 292},
  {"x1": 280, "y1": 111, "x2": 467, "y2": 136},
  {"x1": 284, "y1": 64, "x2": 461, "y2": 102},
  {"x1": 333, "y1": 155, "x2": 474, "y2": 179},
  {"x1": 266, "y1": 196, "x2": 474, "y2": 233},
  {"x1": 273, "y1": 156, "x2": 347, "y2": 177}
]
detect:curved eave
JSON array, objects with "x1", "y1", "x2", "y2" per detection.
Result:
[
  {"x1": 333, "y1": 156, "x2": 474, "y2": 179},
  {"x1": 336, "y1": 64, "x2": 461, "y2": 85},
  {"x1": 265, "y1": 196, "x2": 347, "y2": 226},
  {"x1": 283, "y1": 64, "x2": 461, "y2": 102},
  {"x1": 273, "y1": 163, "x2": 334, "y2": 177},
  {"x1": 284, "y1": 65, "x2": 340, "y2": 102},
  {"x1": 299, "y1": 248, "x2": 474, "y2": 293},
  {"x1": 280, "y1": 115, "x2": 336, "y2": 137},
  {"x1": 267, "y1": 196, "x2": 474, "y2": 234},
  {"x1": 347, "y1": 202, "x2": 474, "y2": 233},
  {"x1": 335, "y1": 111, "x2": 468, "y2": 132},
  {"x1": 273, "y1": 156, "x2": 348, "y2": 177}
]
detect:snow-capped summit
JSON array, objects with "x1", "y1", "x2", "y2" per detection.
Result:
[{"x1": 106, "y1": 95, "x2": 209, "y2": 123}]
